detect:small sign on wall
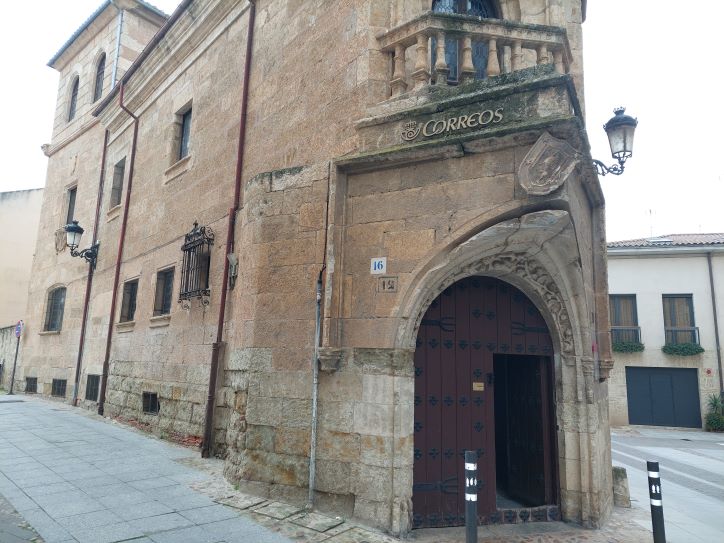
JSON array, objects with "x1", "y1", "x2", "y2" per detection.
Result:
[
  {"x1": 377, "y1": 276, "x2": 398, "y2": 293},
  {"x1": 370, "y1": 257, "x2": 387, "y2": 275}
]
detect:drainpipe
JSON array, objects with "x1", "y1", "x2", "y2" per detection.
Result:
[
  {"x1": 307, "y1": 165, "x2": 331, "y2": 509},
  {"x1": 97, "y1": 83, "x2": 138, "y2": 416},
  {"x1": 707, "y1": 252, "x2": 724, "y2": 399},
  {"x1": 201, "y1": 0, "x2": 257, "y2": 458},
  {"x1": 72, "y1": 129, "x2": 110, "y2": 406}
]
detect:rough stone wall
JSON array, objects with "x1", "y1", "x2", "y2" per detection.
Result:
[{"x1": 0, "y1": 326, "x2": 16, "y2": 389}]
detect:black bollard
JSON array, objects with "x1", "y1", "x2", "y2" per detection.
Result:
[
  {"x1": 465, "y1": 450, "x2": 478, "y2": 543},
  {"x1": 647, "y1": 461, "x2": 666, "y2": 543}
]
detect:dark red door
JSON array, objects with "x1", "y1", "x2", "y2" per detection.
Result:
[{"x1": 412, "y1": 277, "x2": 554, "y2": 528}]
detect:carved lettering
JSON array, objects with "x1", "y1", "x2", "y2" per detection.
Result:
[
  {"x1": 401, "y1": 107, "x2": 506, "y2": 142},
  {"x1": 493, "y1": 107, "x2": 503, "y2": 123}
]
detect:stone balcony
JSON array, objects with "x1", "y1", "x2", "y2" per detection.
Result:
[{"x1": 377, "y1": 12, "x2": 572, "y2": 98}]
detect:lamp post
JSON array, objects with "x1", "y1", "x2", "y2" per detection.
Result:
[
  {"x1": 64, "y1": 220, "x2": 100, "y2": 269},
  {"x1": 593, "y1": 107, "x2": 638, "y2": 176}
]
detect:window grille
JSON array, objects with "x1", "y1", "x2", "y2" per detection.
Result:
[
  {"x1": 142, "y1": 392, "x2": 160, "y2": 414},
  {"x1": 51, "y1": 379, "x2": 67, "y2": 397},
  {"x1": 110, "y1": 158, "x2": 125, "y2": 208},
  {"x1": 44, "y1": 287, "x2": 66, "y2": 331},
  {"x1": 179, "y1": 108, "x2": 192, "y2": 159},
  {"x1": 179, "y1": 222, "x2": 213, "y2": 301},
  {"x1": 68, "y1": 77, "x2": 79, "y2": 121},
  {"x1": 66, "y1": 187, "x2": 77, "y2": 225},
  {"x1": 25, "y1": 377, "x2": 37, "y2": 394},
  {"x1": 154, "y1": 268, "x2": 175, "y2": 316},
  {"x1": 93, "y1": 53, "x2": 106, "y2": 102},
  {"x1": 85, "y1": 374, "x2": 100, "y2": 401},
  {"x1": 120, "y1": 280, "x2": 138, "y2": 322}
]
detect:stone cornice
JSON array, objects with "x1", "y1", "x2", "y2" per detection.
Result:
[
  {"x1": 98, "y1": 0, "x2": 248, "y2": 132},
  {"x1": 42, "y1": 118, "x2": 101, "y2": 157}
]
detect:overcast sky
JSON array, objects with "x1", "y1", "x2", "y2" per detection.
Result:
[{"x1": 0, "y1": 1, "x2": 721, "y2": 242}]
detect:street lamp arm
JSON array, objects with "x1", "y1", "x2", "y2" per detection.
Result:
[
  {"x1": 70, "y1": 242, "x2": 100, "y2": 269},
  {"x1": 592, "y1": 158, "x2": 625, "y2": 176}
]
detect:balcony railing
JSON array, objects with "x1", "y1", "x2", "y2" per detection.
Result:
[
  {"x1": 378, "y1": 12, "x2": 572, "y2": 97},
  {"x1": 665, "y1": 327, "x2": 700, "y2": 346},
  {"x1": 611, "y1": 326, "x2": 641, "y2": 344}
]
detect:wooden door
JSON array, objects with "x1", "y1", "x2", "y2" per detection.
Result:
[{"x1": 412, "y1": 277, "x2": 554, "y2": 528}]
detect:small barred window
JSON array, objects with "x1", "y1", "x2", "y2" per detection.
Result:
[{"x1": 179, "y1": 222, "x2": 213, "y2": 300}]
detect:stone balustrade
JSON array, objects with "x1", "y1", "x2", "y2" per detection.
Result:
[{"x1": 377, "y1": 12, "x2": 572, "y2": 97}]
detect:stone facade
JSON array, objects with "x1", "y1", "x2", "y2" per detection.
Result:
[{"x1": 19, "y1": 0, "x2": 616, "y2": 535}]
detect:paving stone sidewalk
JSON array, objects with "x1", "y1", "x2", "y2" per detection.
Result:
[{"x1": 1, "y1": 395, "x2": 656, "y2": 543}]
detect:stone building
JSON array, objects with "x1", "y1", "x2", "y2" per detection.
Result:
[
  {"x1": 607, "y1": 234, "x2": 724, "y2": 429},
  {"x1": 19, "y1": 0, "x2": 616, "y2": 534}
]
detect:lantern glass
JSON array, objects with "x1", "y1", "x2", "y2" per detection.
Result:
[
  {"x1": 604, "y1": 107, "x2": 637, "y2": 161},
  {"x1": 65, "y1": 221, "x2": 84, "y2": 249}
]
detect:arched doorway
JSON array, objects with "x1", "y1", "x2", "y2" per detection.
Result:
[{"x1": 412, "y1": 276, "x2": 558, "y2": 528}]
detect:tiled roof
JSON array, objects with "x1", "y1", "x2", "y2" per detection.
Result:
[{"x1": 608, "y1": 233, "x2": 724, "y2": 248}]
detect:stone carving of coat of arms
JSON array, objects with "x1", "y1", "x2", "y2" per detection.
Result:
[{"x1": 518, "y1": 132, "x2": 580, "y2": 196}]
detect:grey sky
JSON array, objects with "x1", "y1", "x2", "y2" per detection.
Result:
[{"x1": 1, "y1": 1, "x2": 721, "y2": 242}]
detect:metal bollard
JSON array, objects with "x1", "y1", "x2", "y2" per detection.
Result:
[
  {"x1": 647, "y1": 461, "x2": 666, "y2": 543},
  {"x1": 464, "y1": 450, "x2": 478, "y2": 543}
]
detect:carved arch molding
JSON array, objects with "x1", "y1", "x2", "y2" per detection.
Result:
[{"x1": 409, "y1": 251, "x2": 575, "y2": 355}]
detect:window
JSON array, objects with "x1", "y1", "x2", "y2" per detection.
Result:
[
  {"x1": 154, "y1": 268, "x2": 175, "y2": 316},
  {"x1": 110, "y1": 158, "x2": 126, "y2": 208},
  {"x1": 66, "y1": 186, "x2": 77, "y2": 225},
  {"x1": 85, "y1": 374, "x2": 100, "y2": 401},
  {"x1": 431, "y1": 0, "x2": 498, "y2": 82},
  {"x1": 609, "y1": 295, "x2": 640, "y2": 343},
  {"x1": 179, "y1": 107, "x2": 192, "y2": 160},
  {"x1": 51, "y1": 379, "x2": 67, "y2": 398},
  {"x1": 179, "y1": 222, "x2": 213, "y2": 300},
  {"x1": 25, "y1": 377, "x2": 37, "y2": 394},
  {"x1": 68, "y1": 76, "x2": 79, "y2": 121},
  {"x1": 44, "y1": 287, "x2": 66, "y2": 331},
  {"x1": 93, "y1": 53, "x2": 106, "y2": 102},
  {"x1": 120, "y1": 280, "x2": 138, "y2": 323},
  {"x1": 663, "y1": 295, "x2": 698, "y2": 344},
  {"x1": 142, "y1": 392, "x2": 160, "y2": 414}
]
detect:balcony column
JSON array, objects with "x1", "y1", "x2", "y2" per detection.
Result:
[
  {"x1": 554, "y1": 50, "x2": 565, "y2": 74},
  {"x1": 511, "y1": 40, "x2": 523, "y2": 72},
  {"x1": 486, "y1": 38, "x2": 500, "y2": 77},
  {"x1": 411, "y1": 34, "x2": 430, "y2": 90},
  {"x1": 434, "y1": 31, "x2": 450, "y2": 85},
  {"x1": 390, "y1": 44, "x2": 408, "y2": 96},
  {"x1": 537, "y1": 44, "x2": 551, "y2": 65},
  {"x1": 459, "y1": 36, "x2": 476, "y2": 82}
]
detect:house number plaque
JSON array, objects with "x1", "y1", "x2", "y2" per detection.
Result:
[{"x1": 377, "y1": 276, "x2": 398, "y2": 293}]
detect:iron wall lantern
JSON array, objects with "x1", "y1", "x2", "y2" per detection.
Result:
[
  {"x1": 593, "y1": 107, "x2": 638, "y2": 176},
  {"x1": 64, "y1": 220, "x2": 99, "y2": 269}
]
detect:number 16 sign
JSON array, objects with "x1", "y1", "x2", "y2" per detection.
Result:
[{"x1": 370, "y1": 257, "x2": 387, "y2": 275}]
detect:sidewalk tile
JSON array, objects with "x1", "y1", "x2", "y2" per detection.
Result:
[
  {"x1": 253, "y1": 501, "x2": 303, "y2": 520},
  {"x1": 290, "y1": 511, "x2": 345, "y2": 532},
  {"x1": 130, "y1": 511, "x2": 195, "y2": 534},
  {"x1": 178, "y1": 504, "x2": 240, "y2": 524}
]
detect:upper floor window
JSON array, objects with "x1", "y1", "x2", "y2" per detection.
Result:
[
  {"x1": 609, "y1": 295, "x2": 640, "y2": 343},
  {"x1": 44, "y1": 287, "x2": 66, "y2": 331},
  {"x1": 93, "y1": 53, "x2": 106, "y2": 102},
  {"x1": 66, "y1": 186, "x2": 77, "y2": 225},
  {"x1": 179, "y1": 107, "x2": 192, "y2": 160},
  {"x1": 663, "y1": 294, "x2": 698, "y2": 345},
  {"x1": 154, "y1": 267, "x2": 175, "y2": 316},
  {"x1": 179, "y1": 222, "x2": 213, "y2": 300},
  {"x1": 68, "y1": 76, "x2": 79, "y2": 121},
  {"x1": 432, "y1": 0, "x2": 498, "y2": 82},
  {"x1": 120, "y1": 279, "x2": 139, "y2": 323},
  {"x1": 110, "y1": 158, "x2": 126, "y2": 208}
]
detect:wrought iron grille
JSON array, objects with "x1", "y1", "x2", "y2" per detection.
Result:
[
  {"x1": 25, "y1": 377, "x2": 37, "y2": 394},
  {"x1": 85, "y1": 374, "x2": 100, "y2": 401},
  {"x1": 51, "y1": 379, "x2": 67, "y2": 398},
  {"x1": 665, "y1": 327, "x2": 700, "y2": 345},
  {"x1": 142, "y1": 391, "x2": 160, "y2": 414},
  {"x1": 611, "y1": 326, "x2": 641, "y2": 343},
  {"x1": 179, "y1": 222, "x2": 213, "y2": 301}
]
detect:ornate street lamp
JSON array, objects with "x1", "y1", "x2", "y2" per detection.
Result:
[
  {"x1": 64, "y1": 220, "x2": 99, "y2": 269},
  {"x1": 593, "y1": 107, "x2": 638, "y2": 176}
]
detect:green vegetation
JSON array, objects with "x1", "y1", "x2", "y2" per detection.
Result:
[
  {"x1": 705, "y1": 394, "x2": 724, "y2": 432},
  {"x1": 612, "y1": 341, "x2": 644, "y2": 353},
  {"x1": 661, "y1": 343, "x2": 704, "y2": 356}
]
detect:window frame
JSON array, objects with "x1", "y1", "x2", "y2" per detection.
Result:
[
  {"x1": 609, "y1": 294, "x2": 640, "y2": 344},
  {"x1": 44, "y1": 286, "x2": 67, "y2": 332},
  {"x1": 110, "y1": 157, "x2": 126, "y2": 209},
  {"x1": 662, "y1": 294, "x2": 698, "y2": 345},
  {"x1": 51, "y1": 379, "x2": 67, "y2": 398},
  {"x1": 93, "y1": 53, "x2": 106, "y2": 102},
  {"x1": 179, "y1": 222, "x2": 214, "y2": 301},
  {"x1": 68, "y1": 76, "x2": 79, "y2": 121},
  {"x1": 178, "y1": 107, "x2": 193, "y2": 160},
  {"x1": 119, "y1": 279, "x2": 139, "y2": 323},
  {"x1": 142, "y1": 391, "x2": 160, "y2": 415},
  {"x1": 154, "y1": 267, "x2": 175, "y2": 316},
  {"x1": 85, "y1": 374, "x2": 101, "y2": 401},
  {"x1": 25, "y1": 377, "x2": 37, "y2": 394},
  {"x1": 66, "y1": 186, "x2": 77, "y2": 225}
]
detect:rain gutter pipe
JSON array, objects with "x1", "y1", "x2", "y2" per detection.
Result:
[
  {"x1": 201, "y1": 0, "x2": 256, "y2": 458},
  {"x1": 707, "y1": 252, "x2": 724, "y2": 398},
  {"x1": 98, "y1": 83, "x2": 138, "y2": 416},
  {"x1": 72, "y1": 129, "x2": 109, "y2": 406},
  {"x1": 307, "y1": 164, "x2": 331, "y2": 509}
]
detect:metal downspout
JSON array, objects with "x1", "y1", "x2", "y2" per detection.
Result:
[
  {"x1": 72, "y1": 129, "x2": 109, "y2": 406},
  {"x1": 707, "y1": 252, "x2": 724, "y2": 399},
  {"x1": 97, "y1": 83, "x2": 138, "y2": 416},
  {"x1": 201, "y1": 0, "x2": 256, "y2": 458}
]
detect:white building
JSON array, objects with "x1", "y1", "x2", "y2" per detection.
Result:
[{"x1": 607, "y1": 234, "x2": 724, "y2": 428}]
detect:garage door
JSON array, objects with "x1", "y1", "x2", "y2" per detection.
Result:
[{"x1": 625, "y1": 367, "x2": 701, "y2": 428}]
